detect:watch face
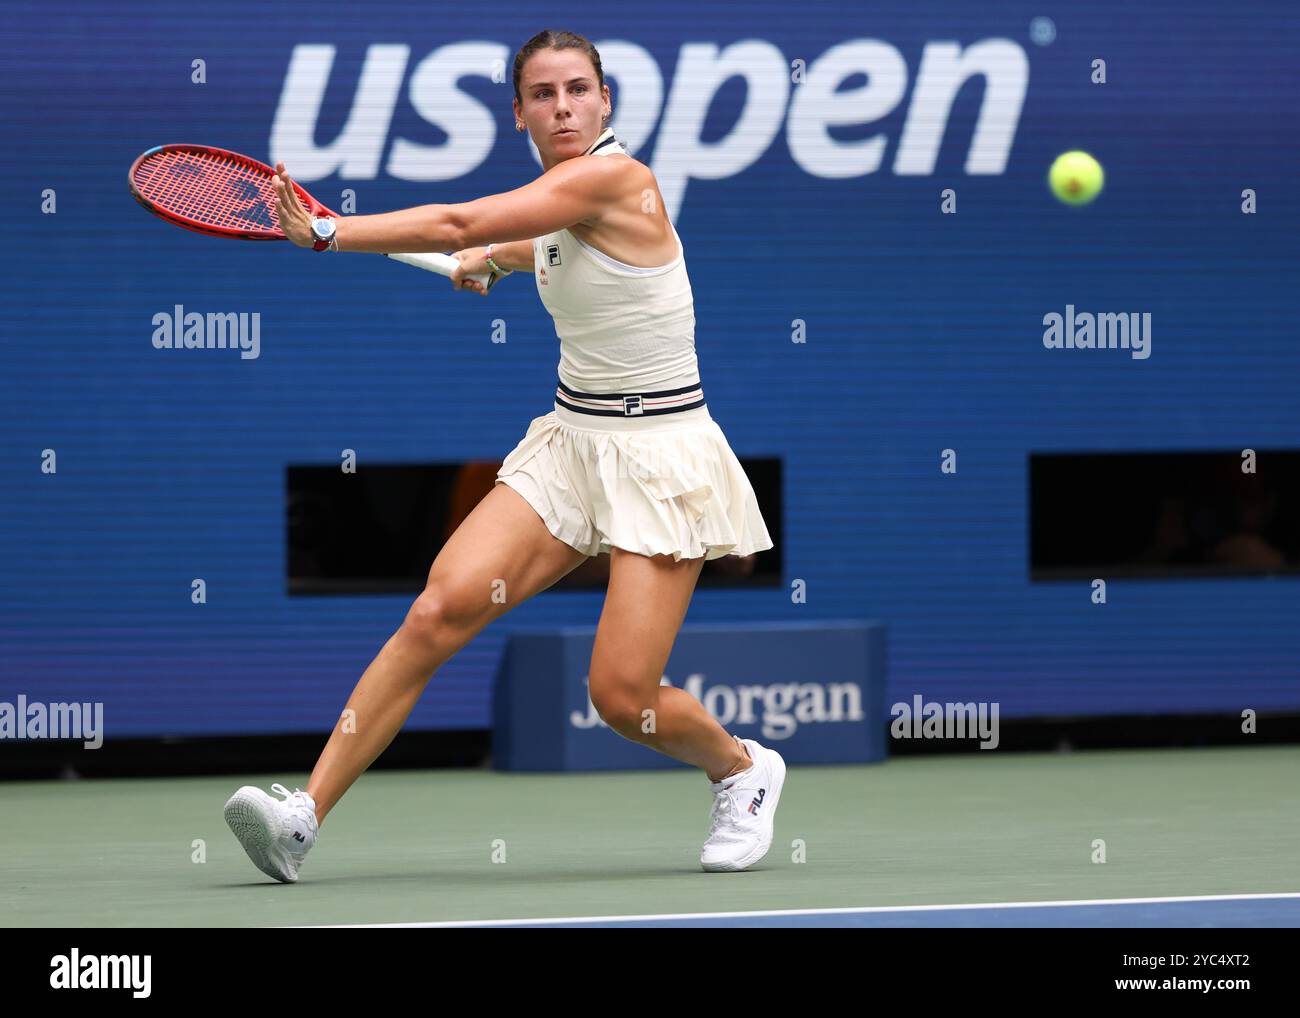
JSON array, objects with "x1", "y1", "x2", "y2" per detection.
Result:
[{"x1": 312, "y1": 219, "x2": 334, "y2": 239}]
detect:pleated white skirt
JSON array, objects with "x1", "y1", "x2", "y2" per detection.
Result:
[{"x1": 495, "y1": 402, "x2": 773, "y2": 562}]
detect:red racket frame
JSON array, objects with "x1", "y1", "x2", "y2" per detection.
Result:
[{"x1": 128, "y1": 143, "x2": 338, "y2": 241}]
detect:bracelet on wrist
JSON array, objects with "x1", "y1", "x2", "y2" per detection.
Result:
[{"x1": 485, "y1": 243, "x2": 512, "y2": 276}]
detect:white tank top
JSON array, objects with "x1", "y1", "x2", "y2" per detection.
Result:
[{"x1": 532, "y1": 128, "x2": 699, "y2": 393}]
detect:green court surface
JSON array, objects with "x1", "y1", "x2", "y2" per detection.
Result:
[{"x1": 3, "y1": 745, "x2": 1297, "y2": 927}]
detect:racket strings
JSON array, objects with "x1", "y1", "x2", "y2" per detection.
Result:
[{"x1": 132, "y1": 150, "x2": 306, "y2": 235}]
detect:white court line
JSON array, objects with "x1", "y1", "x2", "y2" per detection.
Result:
[{"x1": 313, "y1": 891, "x2": 1300, "y2": 928}]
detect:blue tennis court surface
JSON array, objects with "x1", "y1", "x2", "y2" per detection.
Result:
[{"x1": 336, "y1": 893, "x2": 1300, "y2": 928}]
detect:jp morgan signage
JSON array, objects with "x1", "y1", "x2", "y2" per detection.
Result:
[{"x1": 493, "y1": 621, "x2": 887, "y2": 771}]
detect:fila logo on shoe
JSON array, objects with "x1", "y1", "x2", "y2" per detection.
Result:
[
  {"x1": 747, "y1": 788, "x2": 766, "y2": 815},
  {"x1": 292, "y1": 831, "x2": 306, "y2": 842}
]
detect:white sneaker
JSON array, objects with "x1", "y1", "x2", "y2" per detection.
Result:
[
  {"x1": 700, "y1": 737, "x2": 786, "y2": 872},
  {"x1": 223, "y1": 783, "x2": 318, "y2": 883}
]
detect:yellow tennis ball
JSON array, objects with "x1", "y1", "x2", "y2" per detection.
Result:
[{"x1": 1049, "y1": 150, "x2": 1104, "y2": 205}]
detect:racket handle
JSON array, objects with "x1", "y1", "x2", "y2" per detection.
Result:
[{"x1": 382, "y1": 252, "x2": 499, "y2": 292}]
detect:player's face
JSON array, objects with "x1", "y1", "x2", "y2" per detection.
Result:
[{"x1": 516, "y1": 50, "x2": 610, "y2": 167}]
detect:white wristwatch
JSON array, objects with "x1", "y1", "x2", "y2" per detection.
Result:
[{"x1": 310, "y1": 217, "x2": 337, "y2": 252}]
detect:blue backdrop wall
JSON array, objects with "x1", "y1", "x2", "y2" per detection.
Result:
[{"x1": 2, "y1": 2, "x2": 1297, "y2": 736}]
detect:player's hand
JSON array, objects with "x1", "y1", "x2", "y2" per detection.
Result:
[
  {"x1": 450, "y1": 247, "x2": 493, "y2": 296},
  {"x1": 273, "y1": 163, "x2": 314, "y2": 248}
]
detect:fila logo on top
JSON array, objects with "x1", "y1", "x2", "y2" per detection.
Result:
[
  {"x1": 271, "y1": 37, "x2": 1030, "y2": 220},
  {"x1": 546, "y1": 244, "x2": 562, "y2": 267}
]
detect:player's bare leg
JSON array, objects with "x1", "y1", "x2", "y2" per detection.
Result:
[
  {"x1": 586, "y1": 547, "x2": 786, "y2": 871},
  {"x1": 586, "y1": 548, "x2": 748, "y2": 780},
  {"x1": 305, "y1": 483, "x2": 588, "y2": 823}
]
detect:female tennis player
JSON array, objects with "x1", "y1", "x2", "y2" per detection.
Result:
[{"x1": 224, "y1": 29, "x2": 781, "y2": 881}]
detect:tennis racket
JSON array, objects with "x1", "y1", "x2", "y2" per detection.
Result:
[{"x1": 127, "y1": 143, "x2": 499, "y2": 291}]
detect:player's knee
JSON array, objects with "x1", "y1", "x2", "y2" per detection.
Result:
[
  {"x1": 402, "y1": 585, "x2": 485, "y2": 648},
  {"x1": 589, "y1": 681, "x2": 656, "y2": 736}
]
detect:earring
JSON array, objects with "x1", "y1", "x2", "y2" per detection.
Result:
[{"x1": 515, "y1": 122, "x2": 525, "y2": 132}]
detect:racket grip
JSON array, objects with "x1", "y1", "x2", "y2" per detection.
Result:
[{"x1": 383, "y1": 252, "x2": 498, "y2": 292}]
